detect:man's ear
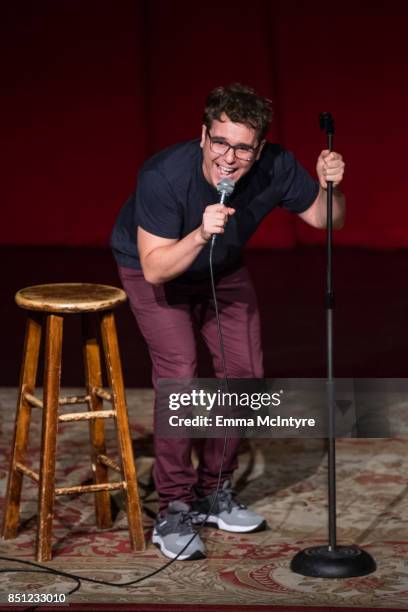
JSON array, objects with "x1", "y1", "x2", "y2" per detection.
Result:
[
  {"x1": 200, "y1": 125, "x2": 207, "y2": 148},
  {"x1": 256, "y1": 140, "x2": 266, "y2": 160}
]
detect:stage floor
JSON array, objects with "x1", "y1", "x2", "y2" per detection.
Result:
[
  {"x1": 1, "y1": 387, "x2": 408, "y2": 609},
  {"x1": 1, "y1": 246, "x2": 408, "y2": 608}
]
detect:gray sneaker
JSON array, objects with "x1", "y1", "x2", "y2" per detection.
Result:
[
  {"x1": 192, "y1": 480, "x2": 267, "y2": 533},
  {"x1": 152, "y1": 500, "x2": 206, "y2": 560}
]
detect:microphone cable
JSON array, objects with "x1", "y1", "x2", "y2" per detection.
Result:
[{"x1": 0, "y1": 230, "x2": 231, "y2": 608}]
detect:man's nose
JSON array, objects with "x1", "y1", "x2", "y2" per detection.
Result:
[{"x1": 223, "y1": 146, "x2": 236, "y2": 164}]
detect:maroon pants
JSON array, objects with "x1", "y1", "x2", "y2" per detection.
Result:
[{"x1": 118, "y1": 265, "x2": 264, "y2": 510}]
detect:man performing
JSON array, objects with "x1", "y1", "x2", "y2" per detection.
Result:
[{"x1": 111, "y1": 83, "x2": 345, "y2": 560}]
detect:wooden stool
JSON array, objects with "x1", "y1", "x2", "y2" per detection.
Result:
[{"x1": 1, "y1": 283, "x2": 145, "y2": 562}]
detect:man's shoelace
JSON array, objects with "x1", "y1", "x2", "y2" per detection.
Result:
[
  {"x1": 213, "y1": 486, "x2": 246, "y2": 513},
  {"x1": 173, "y1": 510, "x2": 200, "y2": 535}
]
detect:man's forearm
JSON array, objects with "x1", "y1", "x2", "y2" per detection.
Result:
[
  {"x1": 316, "y1": 186, "x2": 346, "y2": 229},
  {"x1": 142, "y1": 227, "x2": 209, "y2": 284},
  {"x1": 139, "y1": 203, "x2": 234, "y2": 284}
]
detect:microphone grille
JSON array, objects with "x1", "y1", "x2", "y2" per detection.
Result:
[{"x1": 216, "y1": 178, "x2": 235, "y2": 196}]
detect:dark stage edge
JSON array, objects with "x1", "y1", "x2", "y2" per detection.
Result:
[{"x1": 2, "y1": 245, "x2": 408, "y2": 386}]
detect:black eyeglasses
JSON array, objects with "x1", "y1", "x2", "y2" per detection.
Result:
[{"x1": 206, "y1": 129, "x2": 259, "y2": 161}]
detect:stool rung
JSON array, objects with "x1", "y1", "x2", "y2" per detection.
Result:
[
  {"x1": 24, "y1": 392, "x2": 43, "y2": 408},
  {"x1": 97, "y1": 453, "x2": 121, "y2": 473},
  {"x1": 55, "y1": 481, "x2": 126, "y2": 496},
  {"x1": 58, "y1": 410, "x2": 116, "y2": 422},
  {"x1": 94, "y1": 387, "x2": 113, "y2": 402},
  {"x1": 16, "y1": 462, "x2": 40, "y2": 482},
  {"x1": 59, "y1": 394, "x2": 90, "y2": 405},
  {"x1": 24, "y1": 392, "x2": 91, "y2": 409}
]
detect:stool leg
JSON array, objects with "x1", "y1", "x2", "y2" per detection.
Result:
[
  {"x1": 37, "y1": 314, "x2": 63, "y2": 562},
  {"x1": 2, "y1": 314, "x2": 42, "y2": 540},
  {"x1": 100, "y1": 310, "x2": 145, "y2": 551},
  {"x1": 82, "y1": 314, "x2": 112, "y2": 529}
]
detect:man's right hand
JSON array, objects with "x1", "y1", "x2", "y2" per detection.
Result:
[{"x1": 200, "y1": 204, "x2": 236, "y2": 242}]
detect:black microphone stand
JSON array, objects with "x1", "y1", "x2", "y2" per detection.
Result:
[{"x1": 290, "y1": 113, "x2": 376, "y2": 578}]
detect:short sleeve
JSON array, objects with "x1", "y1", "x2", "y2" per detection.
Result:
[
  {"x1": 135, "y1": 169, "x2": 183, "y2": 239},
  {"x1": 279, "y1": 150, "x2": 319, "y2": 214}
]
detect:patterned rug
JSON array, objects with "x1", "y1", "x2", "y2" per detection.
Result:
[{"x1": 1, "y1": 387, "x2": 408, "y2": 609}]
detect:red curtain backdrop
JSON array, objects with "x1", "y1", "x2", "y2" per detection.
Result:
[{"x1": 2, "y1": 0, "x2": 407, "y2": 248}]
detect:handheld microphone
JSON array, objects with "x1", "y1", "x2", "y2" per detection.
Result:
[
  {"x1": 216, "y1": 178, "x2": 235, "y2": 204},
  {"x1": 211, "y1": 178, "x2": 235, "y2": 247}
]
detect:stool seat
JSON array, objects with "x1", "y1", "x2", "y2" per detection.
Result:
[{"x1": 15, "y1": 283, "x2": 127, "y2": 313}]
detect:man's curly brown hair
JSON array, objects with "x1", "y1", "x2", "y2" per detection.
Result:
[{"x1": 203, "y1": 83, "x2": 273, "y2": 141}]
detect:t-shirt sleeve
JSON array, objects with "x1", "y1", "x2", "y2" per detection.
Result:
[
  {"x1": 135, "y1": 168, "x2": 183, "y2": 239},
  {"x1": 278, "y1": 150, "x2": 319, "y2": 214}
]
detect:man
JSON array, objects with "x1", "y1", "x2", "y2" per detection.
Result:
[{"x1": 111, "y1": 83, "x2": 345, "y2": 560}]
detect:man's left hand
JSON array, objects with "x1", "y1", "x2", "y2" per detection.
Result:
[{"x1": 316, "y1": 149, "x2": 345, "y2": 190}]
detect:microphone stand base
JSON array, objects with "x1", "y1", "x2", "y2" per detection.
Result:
[{"x1": 290, "y1": 545, "x2": 376, "y2": 578}]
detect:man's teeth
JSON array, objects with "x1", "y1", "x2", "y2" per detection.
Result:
[{"x1": 218, "y1": 166, "x2": 235, "y2": 175}]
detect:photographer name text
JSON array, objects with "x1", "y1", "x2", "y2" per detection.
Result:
[{"x1": 168, "y1": 415, "x2": 316, "y2": 429}]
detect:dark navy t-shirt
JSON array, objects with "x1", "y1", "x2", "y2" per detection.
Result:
[{"x1": 111, "y1": 139, "x2": 319, "y2": 282}]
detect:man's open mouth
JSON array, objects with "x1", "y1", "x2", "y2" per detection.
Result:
[{"x1": 216, "y1": 164, "x2": 237, "y2": 177}]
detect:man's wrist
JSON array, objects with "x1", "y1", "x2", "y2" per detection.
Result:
[
  {"x1": 320, "y1": 184, "x2": 343, "y2": 195},
  {"x1": 196, "y1": 225, "x2": 211, "y2": 245}
]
